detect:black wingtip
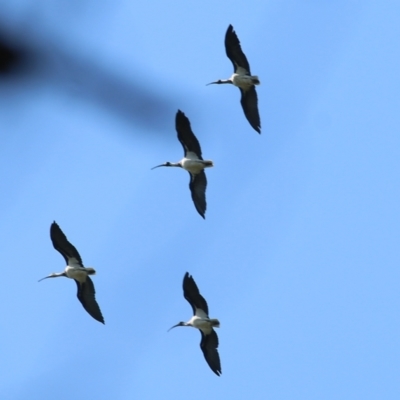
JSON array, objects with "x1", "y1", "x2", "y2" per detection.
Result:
[
  {"x1": 176, "y1": 109, "x2": 190, "y2": 128},
  {"x1": 183, "y1": 272, "x2": 194, "y2": 287},
  {"x1": 226, "y1": 24, "x2": 237, "y2": 41},
  {"x1": 194, "y1": 206, "x2": 206, "y2": 219},
  {"x1": 50, "y1": 220, "x2": 63, "y2": 231},
  {"x1": 252, "y1": 120, "x2": 261, "y2": 134},
  {"x1": 94, "y1": 317, "x2": 105, "y2": 324},
  {"x1": 86, "y1": 308, "x2": 105, "y2": 324},
  {"x1": 97, "y1": 313, "x2": 105, "y2": 324},
  {"x1": 50, "y1": 221, "x2": 60, "y2": 233}
]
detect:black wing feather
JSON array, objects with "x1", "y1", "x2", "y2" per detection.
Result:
[
  {"x1": 75, "y1": 277, "x2": 105, "y2": 324},
  {"x1": 200, "y1": 330, "x2": 222, "y2": 376},
  {"x1": 50, "y1": 221, "x2": 83, "y2": 265},
  {"x1": 176, "y1": 110, "x2": 203, "y2": 159},
  {"x1": 183, "y1": 272, "x2": 209, "y2": 316},
  {"x1": 225, "y1": 24, "x2": 251, "y2": 74},
  {"x1": 189, "y1": 171, "x2": 207, "y2": 219},
  {"x1": 240, "y1": 87, "x2": 261, "y2": 133}
]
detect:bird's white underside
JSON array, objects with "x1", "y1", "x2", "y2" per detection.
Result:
[
  {"x1": 234, "y1": 66, "x2": 249, "y2": 75},
  {"x1": 195, "y1": 308, "x2": 208, "y2": 320},
  {"x1": 65, "y1": 262, "x2": 95, "y2": 282},
  {"x1": 180, "y1": 155, "x2": 213, "y2": 174},
  {"x1": 231, "y1": 73, "x2": 260, "y2": 89},
  {"x1": 185, "y1": 309, "x2": 220, "y2": 334}
]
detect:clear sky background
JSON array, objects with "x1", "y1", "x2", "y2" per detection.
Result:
[{"x1": 0, "y1": 1, "x2": 399, "y2": 399}]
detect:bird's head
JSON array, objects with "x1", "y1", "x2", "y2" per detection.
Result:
[
  {"x1": 151, "y1": 162, "x2": 179, "y2": 170},
  {"x1": 38, "y1": 272, "x2": 66, "y2": 282},
  {"x1": 167, "y1": 321, "x2": 186, "y2": 332},
  {"x1": 206, "y1": 79, "x2": 232, "y2": 86}
]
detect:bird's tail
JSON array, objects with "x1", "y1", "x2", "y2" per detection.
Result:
[
  {"x1": 209, "y1": 318, "x2": 220, "y2": 328},
  {"x1": 85, "y1": 267, "x2": 96, "y2": 275},
  {"x1": 203, "y1": 160, "x2": 214, "y2": 168},
  {"x1": 251, "y1": 76, "x2": 260, "y2": 85}
]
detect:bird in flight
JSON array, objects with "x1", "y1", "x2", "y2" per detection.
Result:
[
  {"x1": 168, "y1": 272, "x2": 221, "y2": 376},
  {"x1": 208, "y1": 24, "x2": 261, "y2": 133},
  {"x1": 39, "y1": 221, "x2": 104, "y2": 324}
]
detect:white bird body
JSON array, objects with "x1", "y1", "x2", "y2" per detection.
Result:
[
  {"x1": 180, "y1": 155, "x2": 213, "y2": 174},
  {"x1": 231, "y1": 72, "x2": 260, "y2": 89},
  {"x1": 188, "y1": 315, "x2": 220, "y2": 334},
  {"x1": 65, "y1": 265, "x2": 96, "y2": 282}
]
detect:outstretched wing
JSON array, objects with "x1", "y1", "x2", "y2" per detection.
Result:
[
  {"x1": 240, "y1": 86, "x2": 261, "y2": 133},
  {"x1": 225, "y1": 24, "x2": 251, "y2": 74},
  {"x1": 75, "y1": 277, "x2": 105, "y2": 324},
  {"x1": 189, "y1": 171, "x2": 207, "y2": 219},
  {"x1": 183, "y1": 272, "x2": 209, "y2": 316},
  {"x1": 176, "y1": 110, "x2": 203, "y2": 159},
  {"x1": 200, "y1": 330, "x2": 222, "y2": 376},
  {"x1": 50, "y1": 221, "x2": 83, "y2": 266}
]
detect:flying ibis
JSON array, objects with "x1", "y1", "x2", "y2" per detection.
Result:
[
  {"x1": 152, "y1": 110, "x2": 213, "y2": 219},
  {"x1": 39, "y1": 221, "x2": 105, "y2": 324},
  {"x1": 168, "y1": 272, "x2": 221, "y2": 376},
  {"x1": 208, "y1": 24, "x2": 261, "y2": 133}
]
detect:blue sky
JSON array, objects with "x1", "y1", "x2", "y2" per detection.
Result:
[{"x1": 0, "y1": 1, "x2": 399, "y2": 399}]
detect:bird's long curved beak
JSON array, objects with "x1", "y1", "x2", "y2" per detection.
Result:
[
  {"x1": 38, "y1": 273, "x2": 63, "y2": 282},
  {"x1": 206, "y1": 81, "x2": 218, "y2": 86},
  {"x1": 151, "y1": 164, "x2": 165, "y2": 170},
  {"x1": 167, "y1": 323, "x2": 181, "y2": 332}
]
